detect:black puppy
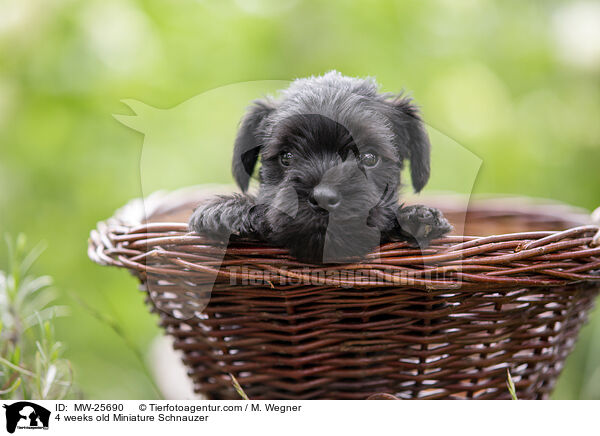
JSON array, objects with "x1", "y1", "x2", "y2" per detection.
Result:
[{"x1": 189, "y1": 71, "x2": 452, "y2": 263}]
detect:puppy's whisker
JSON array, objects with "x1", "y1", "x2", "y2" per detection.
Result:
[{"x1": 372, "y1": 184, "x2": 393, "y2": 209}]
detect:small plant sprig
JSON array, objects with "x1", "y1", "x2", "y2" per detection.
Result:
[
  {"x1": 0, "y1": 234, "x2": 74, "y2": 400},
  {"x1": 506, "y1": 368, "x2": 518, "y2": 400},
  {"x1": 229, "y1": 373, "x2": 250, "y2": 400}
]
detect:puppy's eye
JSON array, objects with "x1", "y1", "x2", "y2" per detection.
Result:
[
  {"x1": 280, "y1": 151, "x2": 294, "y2": 167},
  {"x1": 360, "y1": 152, "x2": 379, "y2": 167}
]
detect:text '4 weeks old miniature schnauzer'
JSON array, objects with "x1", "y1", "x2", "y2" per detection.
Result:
[{"x1": 189, "y1": 71, "x2": 452, "y2": 263}]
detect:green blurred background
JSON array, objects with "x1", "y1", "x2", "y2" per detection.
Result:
[{"x1": 1, "y1": 0, "x2": 599, "y2": 399}]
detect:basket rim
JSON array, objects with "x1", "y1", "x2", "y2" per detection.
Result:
[{"x1": 88, "y1": 187, "x2": 600, "y2": 290}]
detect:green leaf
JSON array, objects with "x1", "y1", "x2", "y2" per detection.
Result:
[
  {"x1": 507, "y1": 369, "x2": 518, "y2": 400},
  {"x1": 11, "y1": 346, "x2": 21, "y2": 366},
  {"x1": 0, "y1": 356, "x2": 35, "y2": 377},
  {"x1": 0, "y1": 377, "x2": 22, "y2": 395},
  {"x1": 19, "y1": 241, "x2": 47, "y2": 279}
]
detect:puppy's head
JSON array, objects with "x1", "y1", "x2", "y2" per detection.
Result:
[{"x1": 232, "y1": 71, "x2": 432, "y2": 263}]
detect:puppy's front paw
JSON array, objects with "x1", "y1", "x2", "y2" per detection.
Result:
[
  {"x1": 189, "y1": 203, "x2": 230, "y2": 241},
  {"x1": 395, "y1": 204, "x2": 452, "y2": 247},
  {"x1": 188, "y1": 195, "x2": 265, "y2": 242}
]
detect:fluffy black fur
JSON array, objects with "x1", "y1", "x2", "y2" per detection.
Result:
[{"x1": 189, "y1": 71, "x2": 452, "y2": 263}]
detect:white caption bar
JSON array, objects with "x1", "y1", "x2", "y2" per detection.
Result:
[{"x1": 0, "y1": 400, "x2": 595, "y2": 436}]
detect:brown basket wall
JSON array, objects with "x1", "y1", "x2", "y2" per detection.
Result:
[{"x1": 88, "y1": 188, "x2": 600, "y2": 399}]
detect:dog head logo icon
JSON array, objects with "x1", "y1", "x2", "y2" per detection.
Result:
[{"x1": 2, "y1": 402, "x2": 51, "y2": 433}]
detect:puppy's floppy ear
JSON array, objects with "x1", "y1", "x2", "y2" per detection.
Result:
[
  {"x1": 385, "y1": 96, "x2": 431, "y2": 193},
  {"x1": 232, "y1": 99, "x2": 275, "y2": 192}
]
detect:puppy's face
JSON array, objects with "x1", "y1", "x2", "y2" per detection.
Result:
[
  {"x1": 231, "y1": 72, "x2": 432, "y2": 263},
  {"x1": 259, "y1": 114, "x2": 399, "y2": 262}
]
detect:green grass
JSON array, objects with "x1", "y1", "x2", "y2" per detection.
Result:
[{"x1": 506, "y1": 369, "x2": 518, "y2": 400}]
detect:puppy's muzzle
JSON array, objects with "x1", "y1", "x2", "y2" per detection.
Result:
[{"x1": 309, "y1": 184, "x2": 341, "y2": 211}]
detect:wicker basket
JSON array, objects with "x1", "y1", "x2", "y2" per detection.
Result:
[{"x1": 88, "y1": 187, "x2": 600, "y2": 399}]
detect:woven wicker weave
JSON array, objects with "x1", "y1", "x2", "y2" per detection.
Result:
[{"x1": 88, "y1": 188, "x2": 600, "y2": 399}]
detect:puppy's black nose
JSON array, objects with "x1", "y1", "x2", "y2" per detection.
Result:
[{"x1": 310, "y1": 185, "x2": 341, "y2": 211}]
